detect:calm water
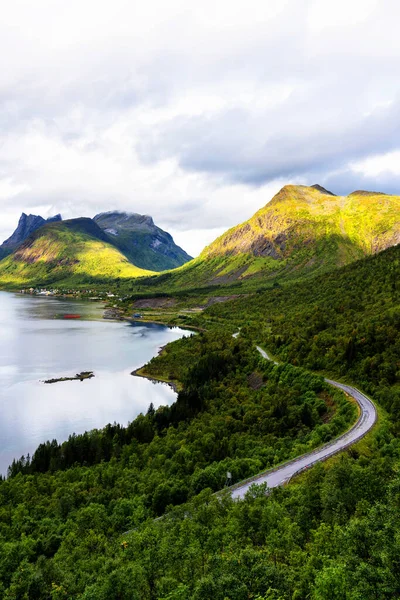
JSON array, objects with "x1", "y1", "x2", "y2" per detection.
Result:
[{"x1": 0, "y1": 292, "x2": 189, "y2": 475}]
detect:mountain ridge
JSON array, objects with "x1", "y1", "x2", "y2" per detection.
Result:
[
  {"x1": 135, "y1": 184, "x2": 400, "y2": 292},
  {"x1": 0, "y1": 213, "x2": 63, "y2": 261},
  {"x1": 202, "y1": 184, "x2": 399, "y2": 259},
  {"x1": 0, "y1": 218, "x2": 154, "y2": 288},
  {"x1": 0, "y1": 184, "x2": 398, "y2": 290},
  {"x1": 1, "y1": 212, "x2": 63, "y2": 251},
  {"x1": 0, "y1": 210, "x2": 192, "y2": 277}
]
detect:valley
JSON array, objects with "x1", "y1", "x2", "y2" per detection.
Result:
[{"x1": 0, "y1": 184, "x2": 398, "y2": 599}]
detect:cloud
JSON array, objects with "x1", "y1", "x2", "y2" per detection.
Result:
[
  {"x1": 321, "y1": 152, "x2": 400, "y2": 197},
  {"x1": 138, "y1": 98, "x2": 400, "y2": 186},
  {"x1": 0, "y1": 0, "x2": 399, "y2": 256}
]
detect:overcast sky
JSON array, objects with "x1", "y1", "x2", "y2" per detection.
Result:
[{"x1": 1, "y1": 0, "x2": 399, "y2": 256}]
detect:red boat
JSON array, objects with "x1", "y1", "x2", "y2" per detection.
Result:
[{"x1": 63, "y1": 314, "x2": 81, "y2": 319}]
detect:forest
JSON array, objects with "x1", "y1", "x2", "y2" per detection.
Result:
[
  {"x1": 0, "y1": 244, "x2": 399, "y2": 598},
  {"x1": 207, "y1": 244, "x2": 400, "y2": 426}
]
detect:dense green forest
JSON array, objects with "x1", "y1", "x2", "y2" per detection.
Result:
[
  {"x1": 0, "y1": 243, "x2": 399, "y2": 598},
  {"x1": 0, "y1": 335, "x2": 355, "y2": 598},
  {"x1": 2, "y1": 430, "x2": 400, "y2": 600},
  {"x1": 207, "y1": 244, "x2": 400, "y2": 424}
]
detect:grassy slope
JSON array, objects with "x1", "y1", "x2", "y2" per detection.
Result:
[
  {"x1": 0, "y1": 218, "x2": 155, "y2": 288},
  {"x1": 133, "y1": 185, "x2": 400, "y2": 293},
  {"x1": 204, "y1": 186, "x2": 399, "y2": 258},
  {"x1": 1, "y1": 185, "x2": 397, "y2": 292}
]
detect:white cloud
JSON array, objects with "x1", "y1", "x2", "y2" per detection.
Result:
[
  {"x1": 351, "y1": 151, "x2": 400, "y2": 177},
  {"x1": 308, "y1": 0, "x2": 379, "y2": 31},
  {"x1": 0, "y1": 0, "x2": 399, "y2": 257},
  {"x1": 0, "y1": 179, "x2": 30, "y2": 200}
]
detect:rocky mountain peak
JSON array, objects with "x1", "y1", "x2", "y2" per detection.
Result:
[
  {"x1": 93, "y1": 211, "x2": 155, "y2": 231},
  {"x1": 46, "y1": 213, "x2": 62, "y2": 223},
  {"x1": 311, "y1": 184, "x2": 336, "y2": 196},
  {"x1": 93, "y1": 210, "x2": 192, "y2": 271},
  {"x1": 1, "y1": 213, "x2": 62, "y2": 251}
]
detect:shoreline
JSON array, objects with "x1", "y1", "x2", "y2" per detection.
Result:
[
  {"x1": 12, "y1": 288, "x2": 192, "y2": 395},
  {"x1": 122, "y1": 315, "x2": 205, "y2": 334},
  {"x1": 130, "y1": 366, "x2": 179, "y2": 393},
  {"x1": 131, "y1": 342, "x2": 181, "y2": 393},
  {"x1": 0, "y1": 293, "x2": 191, "y2": 475}
]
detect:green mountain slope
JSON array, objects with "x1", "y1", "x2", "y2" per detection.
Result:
[
  {"x1": 94, "y1": 211, "x2": 192, "y2": 271},
  {"x1": 207, "y1": 243, "x2": 400, "y2": 409},
  {"x1": 0, "y1": 218, "x2": 154, "y2": 288},
  {"x1": 136, "y1": 184, "x2": 400, "y2": 291}
]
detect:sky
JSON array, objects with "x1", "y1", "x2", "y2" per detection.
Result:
[{"x1": 1, "y1": 0, "x2": 400, "y2": 257}]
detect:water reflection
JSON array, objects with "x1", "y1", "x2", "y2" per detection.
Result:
[{"x1": 0, "y1": 292, "x2": 189, "y2": 474}]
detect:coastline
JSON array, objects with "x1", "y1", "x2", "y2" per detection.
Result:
[
  {"x1": 128, "y1": 319, "x2": 201, "y2": 393},
  {"x1": 9, "y1": 290, "x2": 192, "y2": 394},
  {"x1": 0, "y1": 294, "x2": 191, "y2": 474},
  {"x1": 122, "y1": 315, "x2": 205, "y2": 333},
  {"x1": 131, "y1": 366, "x2": 179, "y2": 393},
  {"x1": 131, "y1": 342, "x2": 181, "y2": 393}
]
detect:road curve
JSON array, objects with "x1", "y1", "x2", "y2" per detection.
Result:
[{"x1": 230, "y1": 346, "x2": 377, "y2": 500}]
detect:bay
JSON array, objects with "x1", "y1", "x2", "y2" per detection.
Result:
[{"x1": 0, "y1": 292, "x2": 189, "y2": 475}]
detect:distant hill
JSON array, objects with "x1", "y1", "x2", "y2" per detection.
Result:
[
  {"x1": 0, "y1": 210, "x2": 192, "y2": 276},
  {"x1": 0, "y1": 218, "x2": 154, "y2": 288},
  {"x1": 0, "y1": 209, "x2": 192, "y2": 287},
  {"x1": 136, "y1": 184, "x2": 400, "y2": 291},
  {"x1": 93, "y1": 211, "x2": 192, "y2": 271}
]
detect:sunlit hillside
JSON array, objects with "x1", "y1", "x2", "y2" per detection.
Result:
[
  {"x1": 134, "y1": 184, "x2": 400, "y2": 292},
  {"x1": 0, "y1": 218, "x2": 154, "y2": 288}
]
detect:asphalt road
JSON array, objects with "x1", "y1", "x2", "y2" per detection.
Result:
[{"x1": 230, "y1": 346, "x2": 377, "y2": 500}]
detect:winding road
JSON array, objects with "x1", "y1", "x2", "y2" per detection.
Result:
[
  {"x1": 229, "y1": 346, "x2": 377, "y2": 500},
  {"x1": 122, "y1": 342, "x2": 377, "y2": 536}
]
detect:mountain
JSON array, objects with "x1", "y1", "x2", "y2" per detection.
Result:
[
  {"x1": 93, "y1": 211, "x2": 192, "y2": 271},
  {"x1": 310, "y1": 183, "x2": 335, "y2": 195},
  {"x1": 202, "y1": 185, "x2": 399, "y2": 260},
  {"x1": 2, "y1": 234, "x2": 400, "y2": 599},
  {"x1": 0, "y1": 218, "x2": 154, "y2": 288},
  {"x1": 137, "y1": 184, "x2": 400, "y2": 291},
  {"x1": 1, "y1": 185, "x2": 398, "y2": 291},
  {"x1": 0, "y1": 210, "x2": 192, "y2": 274},
  {"x1": 0, "y1": 213, "x2": 62, "y2": 260}
]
